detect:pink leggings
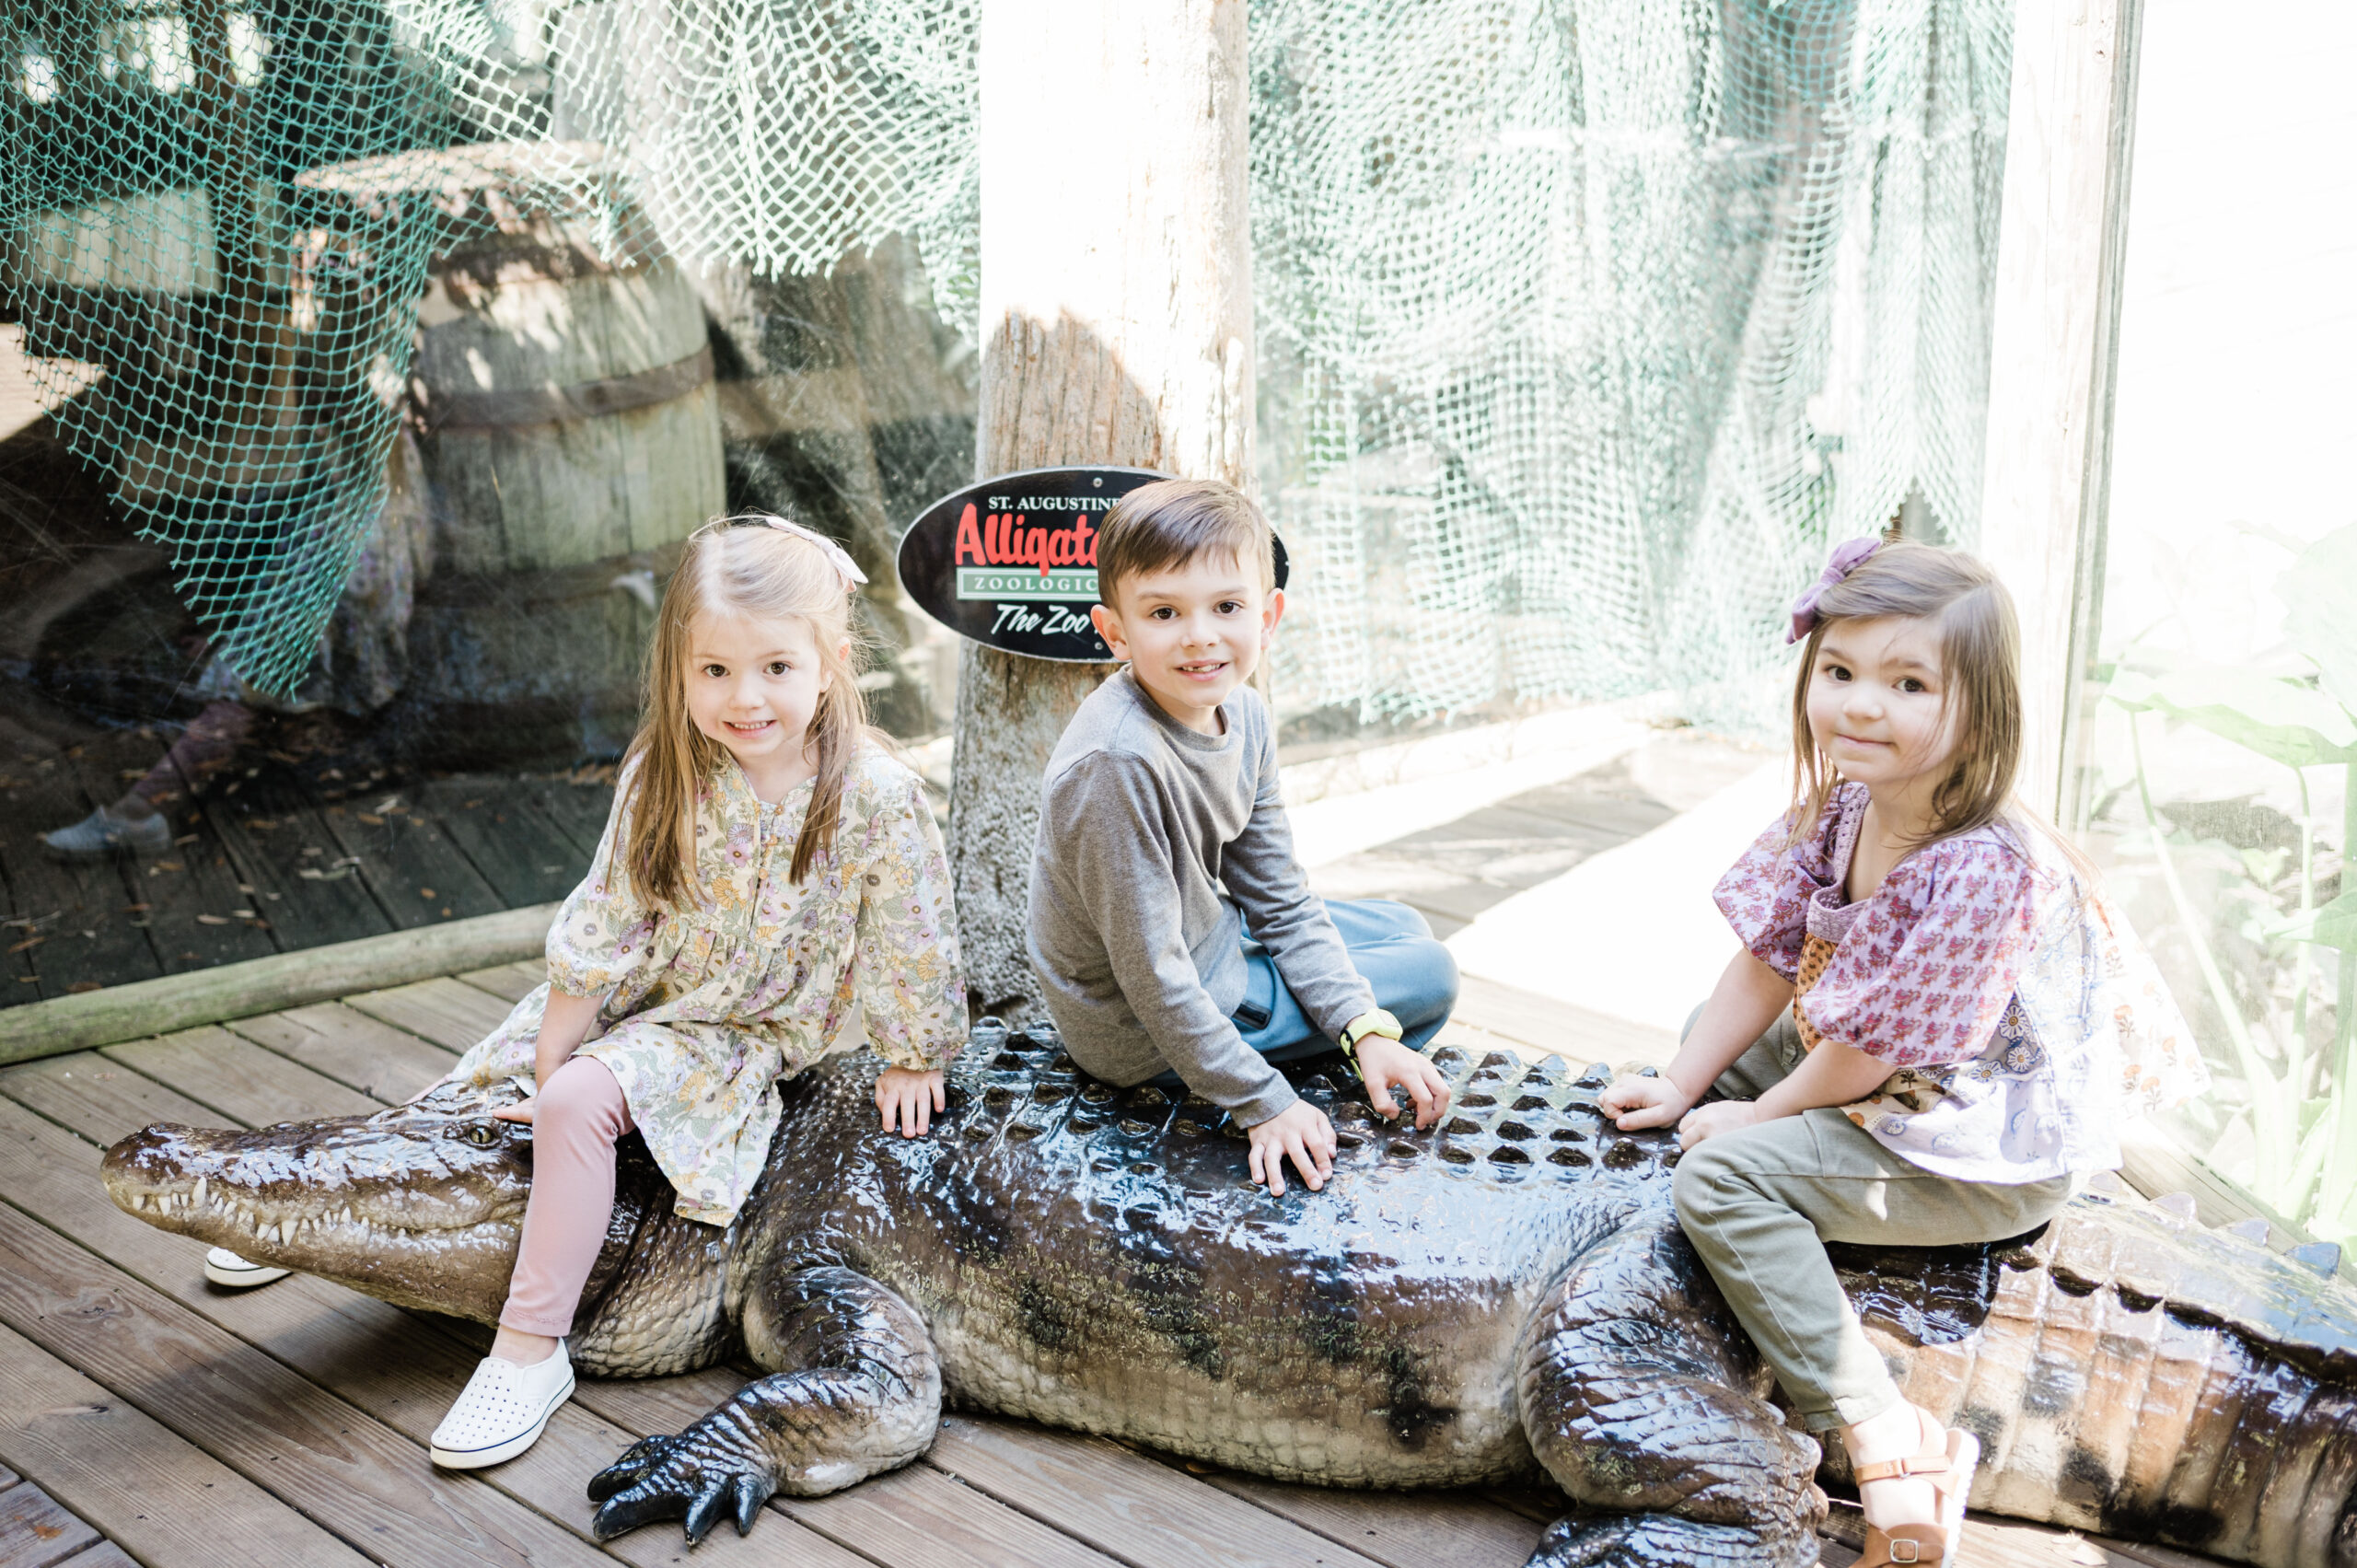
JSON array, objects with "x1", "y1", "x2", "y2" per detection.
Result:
[{"x1": 500, "y1": 1055, "x2": 633, "y2": 1337}]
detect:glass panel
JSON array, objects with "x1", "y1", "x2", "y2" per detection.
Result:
[{"x1": 2081, "y1": 0, "x2": 2357, "y2": 1240}]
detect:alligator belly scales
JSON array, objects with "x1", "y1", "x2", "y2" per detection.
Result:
[{"x1": 100, "y1": 1022, "x2": 2357, "y2": 1566}]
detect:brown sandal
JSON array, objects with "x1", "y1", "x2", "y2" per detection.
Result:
[{"x1": 1853, "y1": 1409, "x2": 1979, "y2": 1565}]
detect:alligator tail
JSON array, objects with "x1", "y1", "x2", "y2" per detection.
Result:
[{"x1": 1854, "y1": 1181, "x2": 2357, "y2": 1568}]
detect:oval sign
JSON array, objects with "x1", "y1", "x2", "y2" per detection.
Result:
[{"x1": 897, "y1": 466, "x2": 1287, "y2": 662}]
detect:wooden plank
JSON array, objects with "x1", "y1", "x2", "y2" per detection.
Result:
[
  {"x1": 102, "y1": 1026, "x2": 380, "y2": 1127},
  {"x1": 50, "y1": 1546, "x2": 137, "y2": 1568},
  {"x1": 343, "y1": 976, "x2": 519, "y2": 1053},
  {"x1": 0, "y1": 1097, "x2": 840, "y2": 1568},
  {"x1": 783, "y1": 1458, "x2": 1116, "y2": 1568},
  {"x1": 521, "y1": 776, "x2": 618, "y2": 861},
  {"x1": 1820, "y1": 1499, "x2": 2226, "y2": 1567},
  {"x1": 1977, "y1": 0, "x2": 2141, "y2": 819},
  {"x1": 417, "y1": 778, "x2": 589, "y2": 910},
  {"x1": 0, "y1": 1195, "x2": 619, "y2": 1568},
  {"x1": 0, "y1": 846, "x2": 41, "y2": 1005},
  {"x1": 317, "y1": 795, "x2": 506, "y2": 933},
  {"x1": 0, "y1": 1052, "x2": 221, "y2": 1146},
  {"x1": 0, "y1": 1481, "x2": 99, "y2": 1568},
  {"x1": 0, "y1": 760, "x2": 164, "y2": 1000},
  {"x1": 1203, "y1": 1471, "x2": 1544, "y2": 1568},
  {"x1": 200, "y1": 780, "x2": 394, "y2": 951},
  {"x1": 225, "y1": 1003, "x2": 459, "y2": 1104},
  {"x1": 459, "y1": 960, "x2": 548, "y2": 1005},
  {"x1": 53, "y1": 743, "x2": 279, "y2": 981},
  {"x1": 0, "y1": 1319, "x2": 376, "y2": 1568},
  {"x1": 1451, "y1": 973, "x2": 1678, "y2": 1071},
  {"x1": 0, "y1": 1461, "x2": 15, "y2": 1488},
  {"x1": 926, "y1": 1414, "x2": 1390, "y2": 1568},
  {"x1": 0, "y1": 903, "x2": 552, "y2": 1066}
]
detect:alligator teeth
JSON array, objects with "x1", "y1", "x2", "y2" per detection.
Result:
[{"x1": 192, "y1": 1178, "x2": 207, "y2": 1207}]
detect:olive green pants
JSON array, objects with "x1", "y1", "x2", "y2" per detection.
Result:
[{"x1": 1671, "y1": 1016, "x2": 2073, "y2": 1432}]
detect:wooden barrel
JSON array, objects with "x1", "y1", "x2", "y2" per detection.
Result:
[{"x1": 295, "y1": 144, "x2": 726, "y2": 763}]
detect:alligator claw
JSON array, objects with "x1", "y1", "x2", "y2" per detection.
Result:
[
  {"x1": 586, "y1": 1423, "x2": 783, "y2": 1542},
  {"x1": 733, "y1": 1472, "x2": 774, "y2": 1536},
  {"x1": 586, "y1": 1434, "x2": 671, "y2": 1503},
  {"x1": 682, "y1": 1477, "x2": 732, "y2": 1545}
]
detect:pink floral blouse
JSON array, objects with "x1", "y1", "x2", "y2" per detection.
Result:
[{"x1": 1713, "y1": 784, "x2": 2207, "y2": 1182}]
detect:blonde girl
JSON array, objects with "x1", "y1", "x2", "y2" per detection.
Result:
[
  {"x1": 1600, "y1": 539, "x2": 2203, "y2": 1567},
  {"x1": 422, "y1": 517, "x2": 967, "y2": 1469}
]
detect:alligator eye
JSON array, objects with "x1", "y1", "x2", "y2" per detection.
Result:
[{"x1": 466, "y1": 1123, "x2": 502, "y2": 1146}]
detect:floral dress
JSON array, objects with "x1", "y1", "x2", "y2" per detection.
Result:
[
  {"x1": 443, "y1": 740, "x2": 966, "y2": 1225},
  {"x1": 1713, "y1": 784, "x2": 2208, "y2": 1183}
]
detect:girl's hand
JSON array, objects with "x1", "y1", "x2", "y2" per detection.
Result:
[
  {"x1": 876, "y1": 1067, "x2": 946, "y2": 1138},
  {"x1": 1678, "y1": 1099, "x2": 1762, "y2": 1150},
  {"x1": 493, "y1": 1100, "x2": 536, "y2": 1125},
  {"x1": 1599, "y1": 1072, "x2": 1693, "y2": 1131}
]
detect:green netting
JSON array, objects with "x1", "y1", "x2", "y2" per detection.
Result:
[{"x1": 2, "y1": 0, "x2": 2006, "y2": 725}]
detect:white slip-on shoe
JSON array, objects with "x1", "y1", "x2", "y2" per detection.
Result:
[
  {"x1": 430, "y1": 1339, "x2": 575, "y2": 1469},
  {"x1": 203, "y1": 1248, "x2": 291, "y2": 1287}
]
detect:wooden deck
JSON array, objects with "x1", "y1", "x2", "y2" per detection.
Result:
[
  {"x1": 0, "y1": 717, "x2": 614, "y2": 1011},
  {"x1": 0, "y1": 962, "x2": 2231, "y2": 1568}
]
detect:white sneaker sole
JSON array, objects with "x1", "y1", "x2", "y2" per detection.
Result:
[
  {"x1": 204, "y1": 1255, "x2": 291, "y2": 1288},
  {"x1": 429, "y1": 1369, "x2": 575, "y2": 1469}
]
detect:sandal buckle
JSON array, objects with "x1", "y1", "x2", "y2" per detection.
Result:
[{"x1": 1890, "y1": 1544, "x2": 1921, "y2": 1564}]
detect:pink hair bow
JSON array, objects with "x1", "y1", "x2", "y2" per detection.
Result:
[
  {"x1": 737, "y1": 514, "x2": 868, "y2": 591},
  {"x1": 1786, "y1": 537, "x2": 1882, "y2": 644}
]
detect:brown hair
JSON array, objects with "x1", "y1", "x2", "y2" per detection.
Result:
[
  {"x1": 621, "y1": 517, "x2": 872, "y2": 907},
  {"x1": 1095, "y1": 479, "x2": 1275, "y2": 607},
  {"x1": 1787, "y1": 540, "x2": 2024, "y2": 854}
]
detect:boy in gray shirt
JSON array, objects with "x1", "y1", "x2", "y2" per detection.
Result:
[{"x1": 1028, "y1": 479, "x2": 1458, "y2": 1195}]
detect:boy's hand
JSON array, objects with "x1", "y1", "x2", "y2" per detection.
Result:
[
  {"x1": 1247, "y1": 1100, "x2": 1336, "y2": 1196},
  {"x1": 1598, "y1": 1072, "x2": 1693, "y2": 1131},
  {"x1": 1677, "y1": 1099, "x2": 1761, "y2": 1150},
  {"x1": 1355, "y1": 1036, "x2": 1450, "y2": 1128},
  {"x1": 876, "y1": 1067, "x2": 946, "y2": 1137}
]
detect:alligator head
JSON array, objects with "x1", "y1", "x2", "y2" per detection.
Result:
[{"x1": 99, "y1": 1077, "x2": 737, "y2": 1376}]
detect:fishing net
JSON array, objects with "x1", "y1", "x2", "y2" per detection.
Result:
[{"x1": 2, "y1": 0, "x2": 2006, "y2": 729}]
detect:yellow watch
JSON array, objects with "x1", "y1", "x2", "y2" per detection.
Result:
[{"x1": 1337, "y1": 1008, "x2": 1404, "y2": 1069}]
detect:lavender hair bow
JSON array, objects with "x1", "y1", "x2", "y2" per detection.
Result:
[
  {"x1": 1786, "y1": 537, "x2": 1882, "y2": 645},
  {"x1": 733, "y1": 514, "x2": 868, "y2": 591}
]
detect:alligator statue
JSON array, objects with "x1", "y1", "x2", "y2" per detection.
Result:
[{"x1": 100, "y1": 1021, "x2": 2357, "y2": 1567}]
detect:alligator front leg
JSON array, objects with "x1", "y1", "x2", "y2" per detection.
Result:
[
  {"x1": 588, "y1": 1264, "x2": 941, "y2": 1542},
  {"x1": 1518, "y1": 1210, "x2": 1826, "y2": 1568}
]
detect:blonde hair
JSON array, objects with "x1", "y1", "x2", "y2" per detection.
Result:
[
  {"x1": 622, "y1": 517, "x2": 872, "y2": 907},
  {"x1": 1787, "y1": 540, "x2": 2023, "y2": 854}
]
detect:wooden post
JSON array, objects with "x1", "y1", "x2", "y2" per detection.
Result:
[
  {"x1": 1977, "y1": 0, "x2": 2144, "y2": 824},
  {"x1": 949, "y1": 0, "x2": 1254, "y2": 1012}
]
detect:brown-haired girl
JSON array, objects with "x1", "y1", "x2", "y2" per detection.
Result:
[
  {"x1": 422, "y1": 516, "x2": 966, "y2": 1469},
  {"x1": 1600, "y1": 538, "x2": 2205, "y2": 1566}
]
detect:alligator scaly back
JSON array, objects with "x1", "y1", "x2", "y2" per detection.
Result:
[{"x1": 1840, "y1": 1177, "x2": 2357, "y2": 1565}]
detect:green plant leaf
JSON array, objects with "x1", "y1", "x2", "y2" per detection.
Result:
[
  {"x1": 2282, "y1": 525, "x2": 2357, "y2": 713},
  {"x1": 2269, "y1": 889, "x2": 2357, "y2": 953},
  {"x1": 2136, "y1": 666, "x2": 2357, "y2": 767}
]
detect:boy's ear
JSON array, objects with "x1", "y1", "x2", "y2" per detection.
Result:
[
  {"x1": 1089, "y1": 602, "x2": 1130, "y2": 661},
  {"x1": 1261, "y1": 587, "x2": 1286, "y2": 645}
]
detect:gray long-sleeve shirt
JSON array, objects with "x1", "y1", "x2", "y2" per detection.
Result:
[{"x1": 1027, "y1": 669, "x2": 1375, "y2": 1126}]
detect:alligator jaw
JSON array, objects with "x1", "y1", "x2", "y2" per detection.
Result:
[{"x1": 100, "y1": 1080, "x2": 533, "y2": 1324}]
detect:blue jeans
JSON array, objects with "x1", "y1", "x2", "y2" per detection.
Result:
[{"x1": 1231, "y1": 898, "x2": 1458, "y2": 1063}]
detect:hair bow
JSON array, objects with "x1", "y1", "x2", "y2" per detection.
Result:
[
  {"x1": 1786, "y1": 537, "x2": 1882, "y2": 645},
  {"x1": 732, "y1": 514, "x2": 868, "y2": 591}
]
